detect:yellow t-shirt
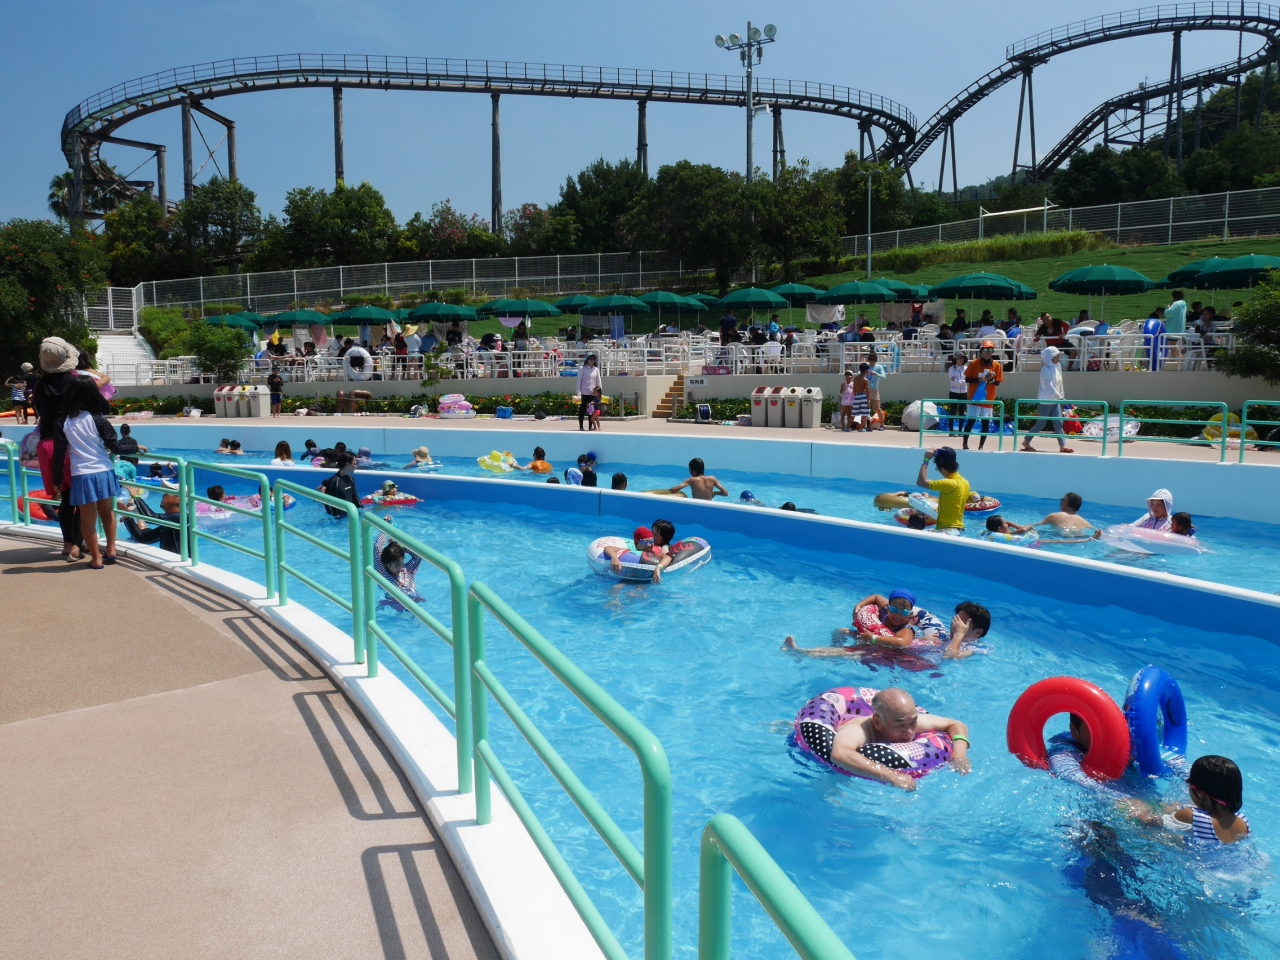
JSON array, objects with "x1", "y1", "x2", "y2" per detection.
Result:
[{"x1": 928, "y1": 474, "x2": 971, "y2": 530}]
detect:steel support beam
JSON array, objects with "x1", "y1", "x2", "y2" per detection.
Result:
[
  {"x1": 936, "y1": 125, "x2": 949, "y2": 196},
  {"x1": 333, "y1": 86, "x2": 344, "y2": 185},
  {"x1": 950, "y1": 122, "x2": 959, "y2": 203},
  {"x1": 772, "y1": 106, "x2": 784, "y2": 180},
  {"x1": 1164, "y1": 32, "x2": 1181, "y2": 160},
  {"x1": 1257, "y1": 47, "x2": 1274, "y2": 129},
  {"x1": 491, "y1": 92, "x2": 502, "y2": 233},
  {"x1": 1011, "y1": 68, "x2": 1028, "y2": 184},
  {"x1": 1195, "y1": 84, "x2": 1204, "y2": 152},
  {"x1": 636, "y1": 99, "x2": 648, "y2": 176},
  {"x1": 1026, "y1": 68, "x2": 1038, "y2": 182},
  {"x1": 1175, "y1": 31, "x2": 1185, "y2": 174},
  {"x1": 84, "y1": 133, "x2": 168, "y2": 209},
  {"x1": 190, "y1": 101, "x2": 237, "y2": 181},
  {"x1": 70, "y1": 135, "x2": 84, "y2": 224},
  {"x1": 181, "y1": 99, "x2": 194, "y2": 200}
]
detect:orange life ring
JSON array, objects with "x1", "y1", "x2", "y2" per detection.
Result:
[
  {"x1": 964, "y1": 495, "x2": 1001, "y2": 513},
  {"x1": 17, "y1": 489, "x2": 56, "y2": 522},
  {"x1": 893, "y1": 508, "x2": 935, "y2": 527},
  {"x1": 1006, "y1": 677, "x2": 1131, "y2": 781}
]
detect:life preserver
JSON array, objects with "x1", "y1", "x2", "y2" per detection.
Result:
[
  {"x1": 893, "y1": 507, "x2": 935, "y2": 527},
  {"x1": 586, "y1": 535, "x2": 712, "y2": 581},
  {"x1": 1099, "y1": 525, "x2": 1208, "y2": 557},
  {"x1": 198, "y1": 493, "x2": 295, "y2": 518},
  {"x1": 907, "y1": 492, "x2": 938, "y2": 519},
  {"x1": 1201, "y1": 411, "x2": 1258, "y2": 443},
  {"x1": 965, "y1": 494, "x2": 1001, "y2": 512},
  {"x1": 981, "y1": 530, "x2": 1040, "y2": 547},
  {"x1": 1123, "y1": 666, "x2": 1187, "y2": 777},
  {"x1": 794, "y1": 687, "x2": 953, "y2": 780},
  {"x1": 361, "y1": 494, "x2": 421, "y2": 507},
  {"x1": 874, "y1": 493, "x2": 911, "y2": 511},
  {"x1": 1007, "y1": 677, "x2": 1130, "y2": 781},
  {"x1": 854, "y1": 604, "x2": 896, "y2": 639},
  {"x1": 17, "y1": 489, "x2": 56, "y2": 521},
  {"x1": 478, "y1": 451, "x2": 517, "y2": 472}
]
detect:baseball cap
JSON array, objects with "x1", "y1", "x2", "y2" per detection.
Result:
[
  {"x1": 933, "y1": 446, "x2": 958, "y2": 467},
  {"x1": 981, "y1": 340, "x2": 995, "y2": 349}
]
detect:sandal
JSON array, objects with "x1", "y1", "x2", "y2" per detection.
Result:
[
  {"x1": 88, "y1": 562, "x2": 105, "y2": 571},
  {"x1": 1058, "y1": 447, "x2": 1075, "y2": 454},
  {"x1": 103, "y1": 554, "x2": 118, "y2": 565}
]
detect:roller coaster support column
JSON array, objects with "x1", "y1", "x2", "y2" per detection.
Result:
[
  {"x1": 1011, "y1": 63, "x2": 1037, "y2": 184},
  {"x1": 182, "y1": 100, "x2": 194, "y2": 201},
  {"x1": 1257, "y1": 47, "x2": 1275, "y2": 130},
  {"x1": 333, "y1": 86, "x2": 344, "y2": 185},
  {"x1": 637, "y1": 100, "x2": 648, "y2": 177},
  {"x1": 85, "y1": 134, "x2": 168, "y2": 210},
  {"x1": 772, "y1": 106, "x2": 784, "y2": 180},
  {"x1": 70, "y1": 135, "x2": 84, "y2": 225},
  {"x1": 491, "y1": 93, "x2": 502, "y2": 233},
  {"x1": 190, "y1": 102, "x2": 237, "y2": 181},
  {"x1": 1164, "y1": 30, "x2": 1183, "y2": 170}
]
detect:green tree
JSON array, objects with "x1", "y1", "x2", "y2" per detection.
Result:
[
  {"x1": 47, "y1": 167, "x2": 120, "y2": 221},
  {"x1": 757, "y1": 160, "x2": 843, "y2": 281},
  {"x1": 0, "y1": 219, "x2": 107, "y2": 372},
  {"x1": 173, "y1": 176, "x2": 261, "y2": 274},
  {"x1": 1184, "y1": 127, "x2": 1280, "y2": 193},
  {"x1": 398, "y1": 201, "x2": 504, "y2": 260},
  {"x1": 1215, "y1": 271, "x2": 1280, "y2": 384},
  {"x1": 1049, "y1": 145, "x2": 1184, "y2": 206},
  {"x1": 325, "y1": 181, "x2": 398, "y2": 265},
  {"x1": 101, "y1": 196, "x2": 176, "y2": 285},
  {"x1": 834, "y1": 154, "x2": 911, "y2": 234},
  {"x1": 633, "y1": 161, "x2": 763, "y2": 294},
  {"x1": 502, "y1": 203, "x2": 578, "y2": 256},
  {"x1": 183, "y1": 322, "x2": 252, "y2": 383},
  {"x1": 554, "y1": 158, "x2": 650, "y2": 252}
]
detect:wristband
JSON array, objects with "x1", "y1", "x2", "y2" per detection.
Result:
[{"x1": 951, "y1": 735, "x2": 970, "y2": 746}]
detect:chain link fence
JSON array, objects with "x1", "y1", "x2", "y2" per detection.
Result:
[{"x1": 840, "y1": 185, "x2": 1280, "y2": 256}]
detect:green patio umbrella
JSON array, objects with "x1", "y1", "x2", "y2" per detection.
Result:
[
  {"x1": 1193, "y1": 254, "x2": 1280, "y2": 289},
  {"x1": 267, "y1": 309, "x2": 329, "y2": 327},
  {"x1": 814, "y1": 281, "x2": 895, "y2": 305},
  {"x1": 1049, "y1": 264, "x2": 1153, "y2": 295},
  {"x1": 769, "y1": 282, "x2": 823, "y2": 305},
  {"x1": 553, "y1": 295, "x2": 596, "y2": 314},
  {"x1": 637, "y1": 290, "x2": 705, "y2": 329},
  {"x1": 716, "y1": 287, "x2": 789, "y2": 310},
  {"x1": 579, "y1": 295, "x2": 651, "y2": 315},
  {"x1": 1158, "y1": 258, "x2": 1221, "y2": 288},
  {"x1": 486, "y1": 298, "x2": 562, "y2": 318},
  {"x1": 204, "y1": 313, "x2": 263, "y2": 331},
  {"x1": 407, "y1": 302, "x2": 478, "y2": 321},
  {"x1": 929, "y1": 272, "x2": 1032, "y2": 301},
  {"x1": 870, "y1": 278, "x2": 931, "y2": 303},
  {"x1": 331, "y1": 305, "x2": 399, "y2": 323}
]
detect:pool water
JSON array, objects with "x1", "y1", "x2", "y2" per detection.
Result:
[
  {"x1": 156, "y1": 446, "x2": 1280, "y2": 596},
  {"x1": 185, "y1": 484, "x2": 1280, "y2": 960}
]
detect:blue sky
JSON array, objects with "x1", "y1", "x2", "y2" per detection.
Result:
[{"x1": 0, "y1": 1, "x2": 1252, "y2": 223}]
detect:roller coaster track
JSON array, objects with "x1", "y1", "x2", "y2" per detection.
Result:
[
  {"x1": 900, "y1": 3, "x2": 1280, "y2": 169},
  {"x1": 62, "y1": 54, "x2": 916, "y2": 208},
  {"x1": 1031, "y1": 46, "x2": 1273, "y2": 179}
]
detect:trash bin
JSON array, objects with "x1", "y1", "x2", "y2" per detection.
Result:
[
  {"x1": 247, "y1": 384, "x2": 271, "y2": 418},
  {"x1": 782, "y1": 386, "x2": 803, "y2": 428},
  {"x1": 800, "y1": 387, "x2": 824, "y2": 429},
  {"x1": 750, "y1": 386, "x2": 769, "y2": 427},
  {"x1": 213, "y1": 385, "x2": 234, "y2": 418},
  {"x1": 765, "y1": 386, "x2": 787, "y2": 427},
  {"x1": 234, "y1": 386, "x2": 253, "y2": 418}
]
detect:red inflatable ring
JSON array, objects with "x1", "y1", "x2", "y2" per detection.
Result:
[{"x1": 1006, "y1": 677, "x2": 1131, "y2": 782}]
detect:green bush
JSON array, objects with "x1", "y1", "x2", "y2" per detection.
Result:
[
  {"x1": 138, "y1": 306, "x2": 190, "y2": 355},
  {"x1": 343, "y1": 293, "x2": 393, "y2": 309},
  {"x1": 194, "y1": 302, "x2": 245, "y2": 318},
  {"x1": 109, "y1": 395, "x2": 213, "y2": 415},
  {"x1": 673, "y1": 397, "x2": 905, "y2": 425},
  {"x1": 860, "y1": 230, "x2": 1117, "y2": 276}
]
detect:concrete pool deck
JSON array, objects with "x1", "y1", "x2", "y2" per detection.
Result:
[{"x1": 0, "y1": 535, "x2": 499, "y2": 960}]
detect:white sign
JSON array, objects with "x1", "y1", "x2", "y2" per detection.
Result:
[{"x1": 685, "y1": 377, "x2": 710, "y2": 387}]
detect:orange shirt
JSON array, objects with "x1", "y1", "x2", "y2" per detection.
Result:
[{"x1": 964, "y1": 359, "x2": 1004, "y2": 403}]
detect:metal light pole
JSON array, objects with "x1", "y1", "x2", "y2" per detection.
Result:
[
  {"x1": 716, "y1": 23, "x2": 777, "y2": 182},
  {"x1": 866, "y1": 169, "x2": 873, "y2": 279}
]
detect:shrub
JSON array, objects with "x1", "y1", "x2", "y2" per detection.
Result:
[
  {"x1": 871, "y1": 230, "x2": 1116, "y2": 274},
  {"x1": 138, "y1": 306, "x2": 191, "y2": 354},
  {"x1": 109, "y1": 395, "x2": 213, "y2": 415}
]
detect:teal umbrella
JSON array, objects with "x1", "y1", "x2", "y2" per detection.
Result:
[
  {"x1": 1157, "y1": 258, "x2": 1221, "y2": 288},
  {"x1": 475, "y1": 298, "x2": 506, "y2": 317},
  {"x1": 487, "y1": 298, "x2": 562, "y2": 318},
  {"x1": 872, "y1": 278, "x2": 931, "y2": 303},
  {"x1": 815, "y1": 281, "x2": 895, "y2": 305},
  {"x1": 579, "y1": 295, "x2": 651, "y2": 315},
  {"x1": 407, "y1": 302, "x2": 478, "y2": 321},
  {"x1": 267, "y1": 309, "x2": 329, "y2": 328},
  {"x1": 929, "y1": 272, "x2": 1032, "y2": 301},
  {"x1": 204, "y1": 313, "x2": 263, "y2": 331},
  {"x1": 769, "y1": 283, "x2": 823, "y2": 305},
  {"x1": 637, "y1": 290, "x2": 704, "y2": 329},
  {"x1": 688, "y1": 293, "x2": 720, "y2": 306},
  {"x1": 553, "y1": 295, "x2": 596, "y2": 314},
  {"x1": 716, "y1": 287, "x2": 789, "y2": 310},
  {"x1": 1049, "y1": 264, "x2": 1153, "y2": 295},
  {"x1": 1194, "y1": 254, "x2": 1280, "y2": 289},
  {"x1": 331, "y1": 305, "x2": 399, "y2": 322}
]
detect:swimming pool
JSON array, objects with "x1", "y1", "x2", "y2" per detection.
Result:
[
  {"x1": 183, "y1": 479, "x2": 1280, "y2": 960},
  {"x1": 147, "y1": 444, "x2": 1280, "y2": 596}
]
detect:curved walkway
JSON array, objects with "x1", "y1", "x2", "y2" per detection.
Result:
[{"x1": 0, "y1": 534, "x2": 498, "y2": 960}]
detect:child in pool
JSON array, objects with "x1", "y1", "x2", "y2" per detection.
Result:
[
  {"x1": 983, "y1": 515, "x2": 1035, "y2": 537},
  {"x1": 602, "y1": 526, "x2": 662, "y2": 571},
  {"x1": 1124, "y1": 755, "x2": 1249, "y2": 846},
  {"x1": 1170, "y1": 511, "x2": 1196, "y2": 536},
  {"x1": 516, "y1": 446, "x2": 552, "y2": 473}
]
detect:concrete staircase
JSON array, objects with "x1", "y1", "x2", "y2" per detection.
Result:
[
  {"x1": 651, "y1": 375, "x2": 685, "y2": 419},
  {"x1": 94, "y1": 334, "x2": 155, "y2": 386}
]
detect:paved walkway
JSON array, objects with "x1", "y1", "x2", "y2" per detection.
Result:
[{"x1": 0, "y1": 534, "x2": 498, "y2": 960}]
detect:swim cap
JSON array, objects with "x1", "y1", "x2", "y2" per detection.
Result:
[
  {"x1": 740, "y1": 490, "x2": 755, "y2": 501},
  {"x1": 887, "y1": 589, "x2": 916, "y2": 608},
  {"x1": 633, "y1": 526, "x2": 654, "y2": 546},
  {"x1": 358, "y1": 447, "x2": 372, "y2": 458},
  {"x1": 586, "y1": 452, "x2": 597, "y2": 462}
]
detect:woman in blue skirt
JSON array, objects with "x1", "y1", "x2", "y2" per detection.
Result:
[{"x1": 52, "y1": 377, "x2": 122, "y2": 569}]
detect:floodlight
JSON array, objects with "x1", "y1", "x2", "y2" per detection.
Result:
[
  {"x1": 728, "y1": 32, "x2": 741, "y2": 45},
  {"x1": 748, "y1": 26, "x2": 761, "y2": 40},
  {"x1": 764, "y1": 23, "x2": 777, "y2": 38},
  {"x1": 715, "y1": 34, "x2": 726, "y2": 47}
]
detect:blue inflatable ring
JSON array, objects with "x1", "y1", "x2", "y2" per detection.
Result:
[{"x1": 1123, "y1": 666, "x2": 1187, "y2": 777}]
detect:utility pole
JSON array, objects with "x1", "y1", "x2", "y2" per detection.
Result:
[
  {"x1": 715, "y1": 22, "x2": 777, "y2": 183},
  {"x1": 866, "y1": 169, "x2": 873, "y2": 280}
]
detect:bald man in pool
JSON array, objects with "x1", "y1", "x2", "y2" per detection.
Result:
[{"x1": 807, "y1": 688, "x2": 971, "y2": 791}]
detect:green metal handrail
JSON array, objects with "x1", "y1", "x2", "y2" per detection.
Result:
[
  {"x1": 1240, "y1": 401, "x2": 1280, "y2": 463},
  {"x1": 468, "y1": 580, "x2": 672, "y2": 960},
  {"x1": 184, "y1": 460, "x2": 277, "y2": 598},
  {"x1": 360, "y1": 512, "x2": 472, "y2": 792},
  {"x1": 699, "y1": 814, "x2": 856, "y2": 960},
  {"x1": 1117, "y1": 401, "x2": 1230, "y2": 463},
  {"x1": 17, "y1": 465, "x2": 61, "y2": 526},
  {"x1": 274, "y1": 478, "x2": 366, "y2": 662},
  {"x1": 1, "y1": 441, "x2": 20, "y2": 525},
  {"x1": 111, "y1": 454, "x2": 191, "y2": 561},
  {"x1": 916, "y1": 397, "x2": 1005, "y2": 452},
  {"x1": 1012, "y1": 400, "x2": 1110, "y2": 458}
]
